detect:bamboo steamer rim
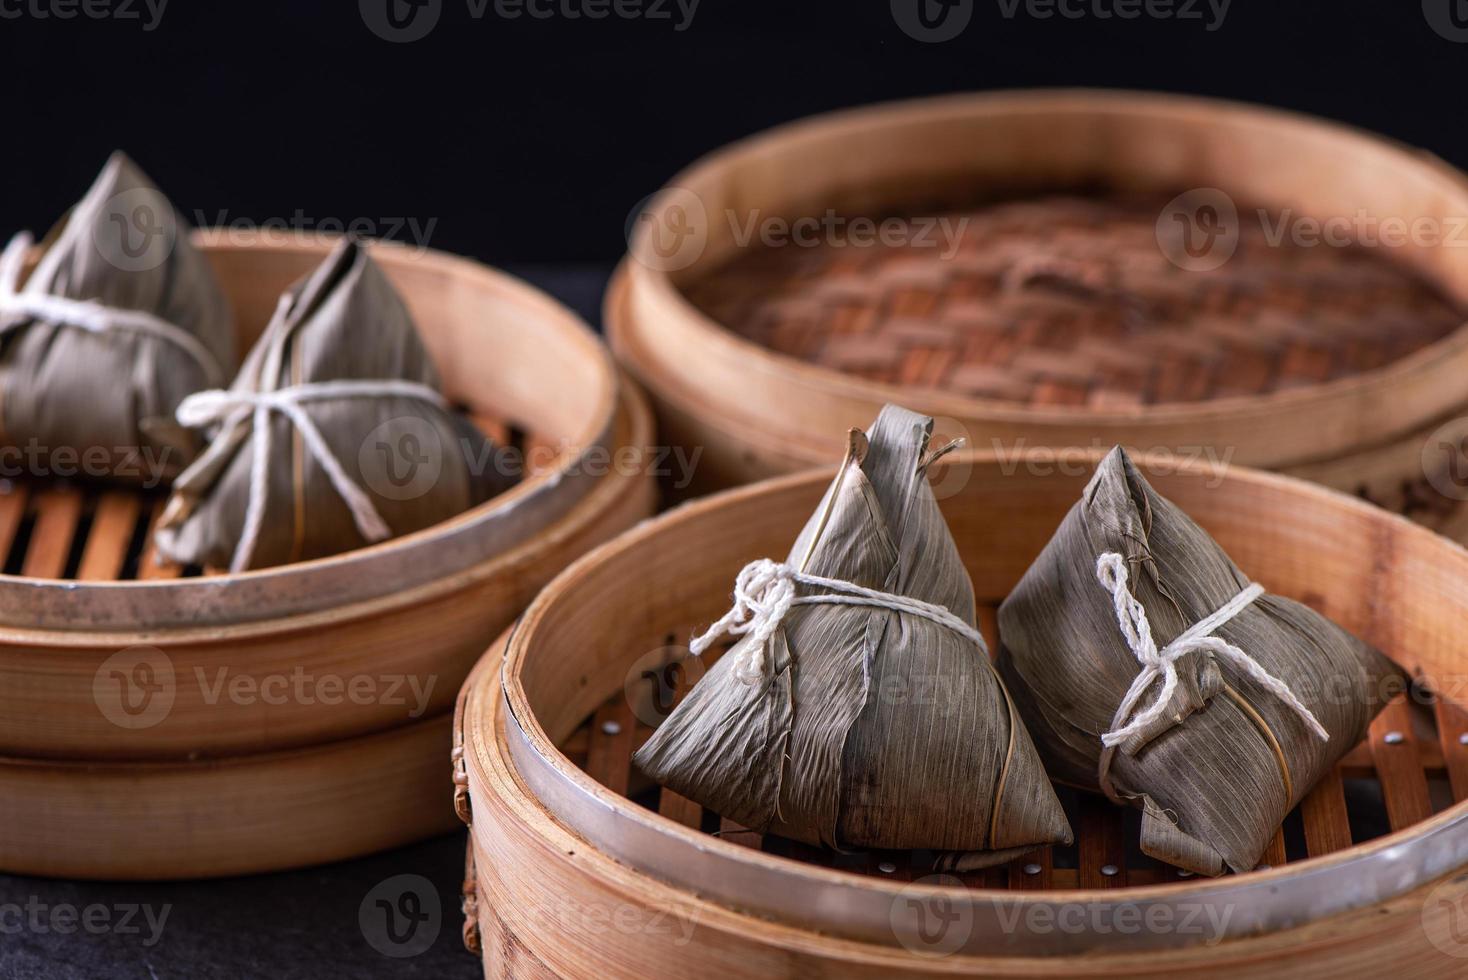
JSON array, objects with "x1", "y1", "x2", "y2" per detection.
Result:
[
  {"x1": 0, "y1": 383, "x2": 653, "y2": 768},
  {"x1": 619, "y1": 88, "x2": 1468, "y2": 469},
  {"x1": 0, "y1": 230, "x2": 620, "y2": 630},
  {"x1": 487, "y1": 451, "x2": 1468, "y2": 956},
  {"x1": 0, "y1": 383, "x2": 649, "y2": 653}
]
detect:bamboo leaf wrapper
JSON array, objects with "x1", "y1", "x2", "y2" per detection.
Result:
[
  {"x1": 636, "y1": 404, "x2": 1072, "y2": 865},
  {"x1": 997, "y1": 446, "x2": 1402, "y2": 875}
]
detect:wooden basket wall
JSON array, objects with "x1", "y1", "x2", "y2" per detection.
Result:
[{"x1": 460, "y1": 453, "x2": 1468, "y2": 978}]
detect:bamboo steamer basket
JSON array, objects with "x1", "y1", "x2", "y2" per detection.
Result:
[
  {"x1": 608, "y1": 89, "x2": 1468, "y2": 540},
  {"x1": 0, "y1": 230, "x2": 655, "y2": 761},
  {"x1": 0, "y1": 384, "x2": 652, "y2": 880},
  {"x1": 457, "y1": 452, "x2": 1468, "y2": 977},
  {"x1": 0, "y1": 233, "x2": 658, "y2": 880}
]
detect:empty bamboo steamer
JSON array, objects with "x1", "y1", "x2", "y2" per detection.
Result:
[
  {"x1": 608, "y1": 89, "x2": 1468, "y2": 541},
  {"x1": 459, "y1": 453, "x2": 1468, "y2": 978},
  {"x1": 0, "y1": 231, "x2": 656, "y2": 879}
]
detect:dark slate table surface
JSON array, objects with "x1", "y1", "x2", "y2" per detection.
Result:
[{"x1": 0, "y1": 263, "x2": 614, "y2": 980}]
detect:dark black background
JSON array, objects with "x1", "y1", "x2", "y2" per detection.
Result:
[
  {"x1": 0, "y1": 1, "x2": 1465, "y2": 267},
  {"x1": 0, "y1": 2, "x2": 1464, "y2": 977}
]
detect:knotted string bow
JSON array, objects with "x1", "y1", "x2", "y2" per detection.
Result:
[
  {"x1": 1093, "y1": 552, "x2": 1329, "y2": 748},
  {"x1": 691, "y1": 557, "x2": 987, "y2": 685},
  {"x1": 174, "y1": 378, "x2": 447, "y2": 572},
  {"x1": 0, "y1": 231, "x2": 225, "y2": 387}
]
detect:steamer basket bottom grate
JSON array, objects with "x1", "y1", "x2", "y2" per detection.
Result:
[
  {"x1": 0, "y1": 412, "x2": 549, "y2": 582},
  {"x1": 566, "y1": 624, "x2": 1466, "y2": 890},
  {"x1": 683, "y1": 194, "x2": 1468, "y2": 409}
]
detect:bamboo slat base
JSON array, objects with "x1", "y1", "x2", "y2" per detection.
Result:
[{"x1": 558, "y1": 688, "x2": 1459, "y2": 892}]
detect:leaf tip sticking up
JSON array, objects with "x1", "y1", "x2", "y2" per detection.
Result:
[{"x1": 845, "y1": 427, "x2": 869, "y2": 465}]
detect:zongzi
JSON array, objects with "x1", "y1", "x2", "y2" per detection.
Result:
[
  {"x1": 153, "y1": 238, "x2": 511, "y2": 571},
  {"x1": 997, "y1": 446, "x2": 1401, "y2": 876},
  {"x1": 0, "y1": 152, "x2": 234, "y2": 484},
  {"x1": 635, "y1": 404, "x2": 1072, "y2": 866}
]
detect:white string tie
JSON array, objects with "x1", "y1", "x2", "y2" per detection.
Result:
[
  {"x1": 691, "y1": 558, "x2": 987, "y2": 685},
  {"x1": 175, "y1": 379, "x2": 448, "y2": 573},
  {"x1": 0, "y1": 231, "x2": 225, "y2": 387},
  {"x1": 1094, "y1": 552, "x2": 1328, "y2": 748}
]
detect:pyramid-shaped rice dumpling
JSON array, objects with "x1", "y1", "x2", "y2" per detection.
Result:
[
  {"x1": 154, "y1": 238, "x2": 511, "y2": 571},
  {"x1": 635, "y1": 404, "x2": 1072, "y2": 865},
  {"x1": 997, "y1": 446, "x2": 1402, "y2": 875},
  {"x1": 0, "y1": 152, "x2": 234, "y2": 482}
]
